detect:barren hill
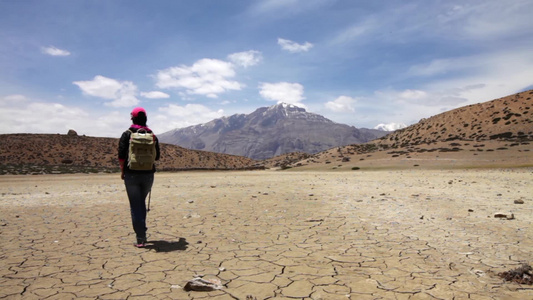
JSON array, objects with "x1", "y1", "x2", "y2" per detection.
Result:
[
  {"x1": 377, "y1": 89, "x2": 532, "y2": 147},
  {"x1": 279, "y1": 90, "x2": 533, "y2": 170},
  {"x1": 0, "y1": 133, "x2": 257, "y2": 175}
]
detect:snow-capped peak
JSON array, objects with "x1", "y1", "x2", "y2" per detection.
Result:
[{"x1": 374, "y1": 122, "x2": 407, "y2": 131}]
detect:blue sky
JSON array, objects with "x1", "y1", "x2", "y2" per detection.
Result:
[{"x1": 1, "y1": 0, "x2": 533, "y2": 137}]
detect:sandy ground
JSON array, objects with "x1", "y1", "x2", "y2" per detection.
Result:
[{"x1": 1, "y1": 169, "x2": 532, "y2": 299}]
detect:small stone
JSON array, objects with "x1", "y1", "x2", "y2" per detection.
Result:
[
  {"x1": 184, "y1": 277, "x2": 223, "y2": 292},
  {"x1": 187, "y1": 200, "x2": 194, "y2": 203},
  {"x1": 494, "y1": 212, "x2": 515, "y2": 220},
  {"x1": 514, "y1": 199, "x2": 525, "y2": 204},
  {"x1": 468, "y1": 209, "x2": 474, "y2": 212}
]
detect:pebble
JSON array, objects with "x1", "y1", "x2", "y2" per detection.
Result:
[
  {"x1": 514, "y1": 199, "x2": 525, "y2": 204},
  {"x1": 494, "y1": 212, "x2": 515, "y2": 220}
]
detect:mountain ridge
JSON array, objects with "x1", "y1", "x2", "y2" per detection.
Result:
[
  {"x1": 0, "y1": 90, "x2": 531, "y2": 174},
  {"x1": 159, "y1": 103, "x2": 388, "y2": 160}
]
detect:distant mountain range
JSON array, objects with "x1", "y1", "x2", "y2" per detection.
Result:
[
  {"x1": 159, "y1": 103, "x2": 389, "y2": 160},
  {"x1": 1, "y1": 90, "x2": 530, "y2": 175}
]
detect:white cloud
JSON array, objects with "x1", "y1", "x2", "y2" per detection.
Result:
[
  {"x1": 153, "y1": 103, "x2": 224, "y2": 131},
  {"x1": 399, "y1": 89, "x2": 428, "y2": 100},
  {"x1": 325, "y1": 96, "x2": 356, "y2": 112},
  {"x1": 278, "y1": 38, "x2": 313, "y2": 53},
  {"x1": 374, "y1": 123, "x2": 407, "y2": 131},
  {"x1": 375, "y1": 88, "x2": 468, "y2": 108},
  {"x1": 0, "y1": 94, "x2": 227, "y2": 137},
  {"x1": 361, "y1": 86, "x2": 482, "y2": 127},
  {"x1": 259, "y1": 82, "x2": 305, "y2": 106},
  {"x1": 408, "y1": 59, "x2": 455, "y2": 77},
  {"x1": 73, "y1": 75, "x2": 139, "y2": 107},
  {"x1": 41, "y1": 46, "x2": 71, "y2": 56},
  {"x1": 228, "y1": 50, "x2": 263, "y2": 68},
  {"x1": 448, "y1": 1, "x2": 533, "y2": 40},
  {"x1": 414, "y1": 47, "x2": 533, "y2": 104},
  {"x1": 329, "y1": 19, "x2": 376, "y2": 45},
  {"x1": 140, "y1": 91, "x2": 170, "y2": 99},
  {"x1": 248, "y1": 0, "x2": 330, "y2": 16},
  {"x1": 0, "y1": 94, "x2": 125, "y2": 137},
  {"x1": 328, "y1": 1, "x2": 533, "y2": 47},
  {"x1": 155, "y1": 58, "x2": 242, "y2": 98},
  {"x1": 250, "y1": 0, "x2": 301, "y2": 13},
  {"x1": 2, "y1": 94, "x2": 28, "y2": 103}
]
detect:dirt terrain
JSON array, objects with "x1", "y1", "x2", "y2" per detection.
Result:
[{"x1": 1, "y1": 169, "x2": 531, "y2": 299}]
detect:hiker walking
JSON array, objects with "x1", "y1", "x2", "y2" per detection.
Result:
[{"x1": 118, "y1": 107, "x2": 160, "y2": 247}]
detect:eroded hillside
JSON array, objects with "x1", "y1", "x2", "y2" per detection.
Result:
[
  {"x1": 0, "y1": 134, "x2": 258, "y2": 175},
  {"x1": 280, "y1": 90, "x2": 533, "y2": 170},
  {"x1": 377, "y1": 90, "x2": 532, "y2": 147}
]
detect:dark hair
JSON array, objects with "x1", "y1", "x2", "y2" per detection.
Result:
[{"x1": 132, "y1": 112, "x2": 147, "y2": 126}]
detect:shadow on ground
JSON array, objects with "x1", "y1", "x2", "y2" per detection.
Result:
[{"x1": 145, "y1": 238, "x2": 189, "y2": 252}]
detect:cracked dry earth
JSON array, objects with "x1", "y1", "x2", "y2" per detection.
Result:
[{"x1": 1, "y1": 169, "x2": 532, "y2": 299}]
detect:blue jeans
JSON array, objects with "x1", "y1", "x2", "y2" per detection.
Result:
[{"x1": 124, "y1": 172, "x2": 154, "y2": 240}]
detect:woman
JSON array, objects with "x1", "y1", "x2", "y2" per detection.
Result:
[{"x1": 118, "y1": 107, "x2": 161, "y2": 247}]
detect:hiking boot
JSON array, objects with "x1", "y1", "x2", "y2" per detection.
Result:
[
  {"x1": 135, "y1": 236, "x2": 147, "y2": 248},
  {"x1": 134, "y1": 242, "x2": 146, "y2": 248}
]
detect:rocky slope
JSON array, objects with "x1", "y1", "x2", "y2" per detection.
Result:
[
  {"x1": 376, "y1": 89, "x2": 532, "y2": 147},
  {"x1": 159, "y1": 103, "x2": 388, "y2": 160},
  {"x1": 279, "y1": 89, "x2": 533, "y2": 170},
  {"x1": 0, "y1": 133, "x2": 257, "y2": 175}
]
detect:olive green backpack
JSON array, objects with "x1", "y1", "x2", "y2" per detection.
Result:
[{"x1": 128, "y1": 129, "x2": 156, "y2": 170}]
